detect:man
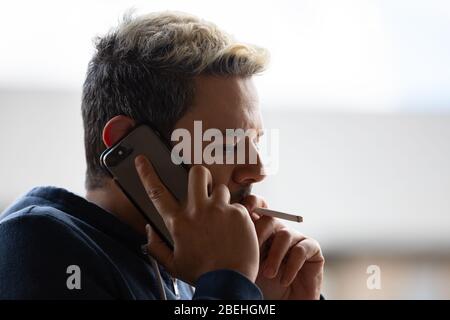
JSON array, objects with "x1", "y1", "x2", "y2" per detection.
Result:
[{"x1": 0, "y1": 11, "x2": 324, "y2": 299}]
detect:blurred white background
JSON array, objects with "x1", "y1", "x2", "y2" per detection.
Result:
[{"x1": 1, "y1": 0, "x2": 450, "y2": 299}]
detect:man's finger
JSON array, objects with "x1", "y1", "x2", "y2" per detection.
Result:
[
  {"x1": 253, "y1": 215, "x2": 276, "y2": 247},
  {"x1": 296, "y1": 238, "x2": 324, "y2": 262},
  {"x1": 280, "y1": 244, "x2": 307, "y2": 287},
  {"x1": 262, "y1": 229, "x2": 293, "y2": 279},
  {"x1": 135, "y1": 155, "x2": 178, "y2": 217},
  {"x1": 280, "y1": 238, "x2": 323, "y2": 286},
  {"x1": 187, "y1": 165, "x2": 212, "y2": 205},
  {"x1": 211, "y1": 184, "x2": 231, "y2": 204},
  {"x1": 241, "y1": 194, "x2": 268, "y2": 218}
]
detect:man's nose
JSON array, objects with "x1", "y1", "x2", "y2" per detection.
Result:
[{"x1": 233, "y1": 143, "x2": 266, "y2": 185}]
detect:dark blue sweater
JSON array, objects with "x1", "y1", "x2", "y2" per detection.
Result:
[{"x1": 0, "y1": 186, "x2": 263, "y2": 300}]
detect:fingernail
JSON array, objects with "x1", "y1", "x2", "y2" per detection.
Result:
[
  {"x1": 135, "y1": 155, "x2": 144, "y2": 168},
  {"x1": 145, "y1": 224, "x2": 150, "y2": 233},
  {"x1": 134, "y1": 154, "x2": 146, "y2": 168}
]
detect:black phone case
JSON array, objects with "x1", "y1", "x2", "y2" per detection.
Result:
[{"x1": 100, "y1": 125, "x2": 189, "y2": 249}]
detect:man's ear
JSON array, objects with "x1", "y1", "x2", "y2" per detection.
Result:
[{"x1": 102, "y1": 115, "x2": 136, "y2": 147}]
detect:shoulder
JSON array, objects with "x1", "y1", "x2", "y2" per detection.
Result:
[
  {"x1": 0, "y1": 204, "x2": 115, "y2": 264},
  {"x1": 1, "y1": 205, "x2": 87, "y2": 247},
  {"x1": 0, "y1": 204, "x2": 101, "y2": 262},
  {"x1": 0, "y1": 205, "x2": 115, "y2": 299}
]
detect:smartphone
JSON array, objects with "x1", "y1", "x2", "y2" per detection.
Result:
[{"x1": 100, "y1": 124, "x2": 188, "y2": 248}]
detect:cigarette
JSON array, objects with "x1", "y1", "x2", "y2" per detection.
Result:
[{"x1": 253, "y1": 208, "x2": 303, "y2": 223}]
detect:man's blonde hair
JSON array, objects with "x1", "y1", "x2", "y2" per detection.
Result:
[
  {"x1": 114, "y1": 11, "x2": 269, "y2": 75},
  {"x1": 82, "y1": 11, "x2": 269, "y2": 190}
]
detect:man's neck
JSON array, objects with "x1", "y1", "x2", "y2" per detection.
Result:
[{"x1": 85, "y1": 180, "x2": 148, "y2": 236}]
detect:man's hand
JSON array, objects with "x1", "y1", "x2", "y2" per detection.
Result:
[
  {"x1": 242, "y1": 195, "x2": 324, "y2": 300},
  {"x1": 135, "y1": 155, "x2": 260, "y2": 285}
]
